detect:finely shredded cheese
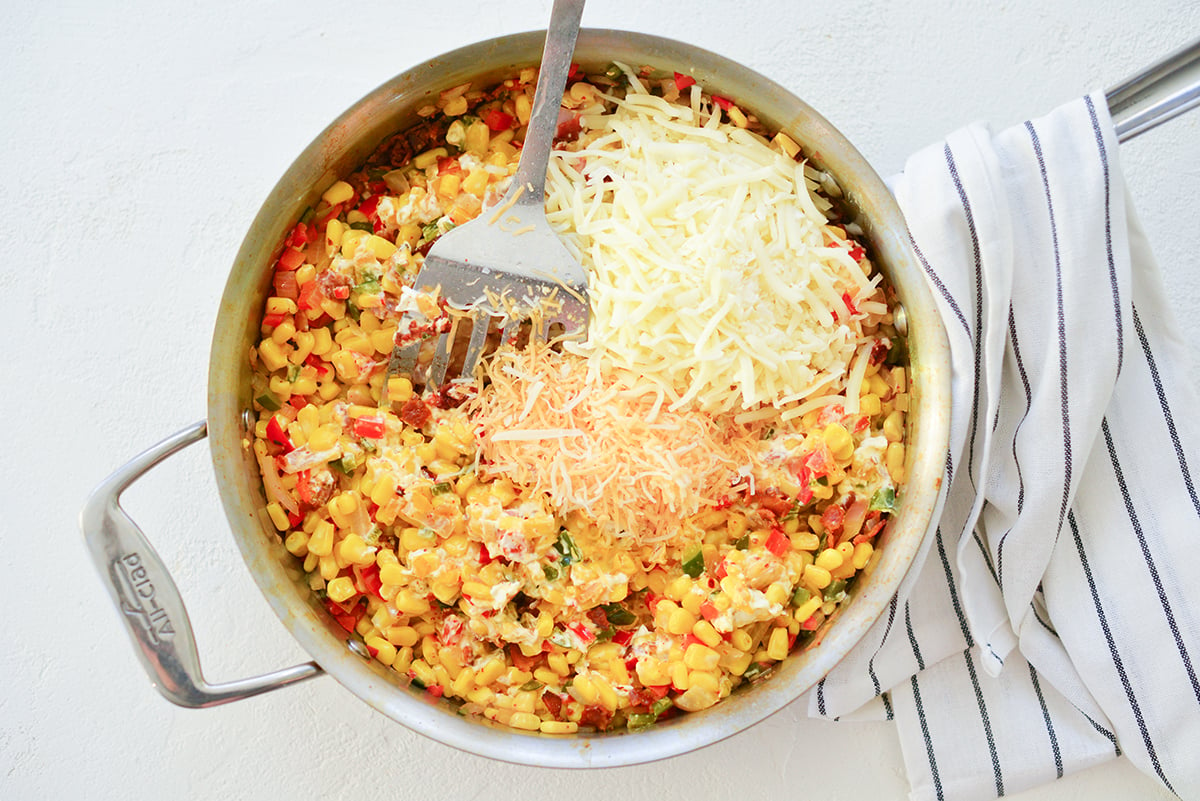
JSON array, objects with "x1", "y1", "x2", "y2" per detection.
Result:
[
  {"x1": 470, "y1": 344, "x2": 764, "y2": 544},
  {"x1": 545, "y1": 67, "x2": 879, "y2": 416}
]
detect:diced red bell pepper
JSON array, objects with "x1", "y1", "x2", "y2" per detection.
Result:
[
  {"x1": 764, "y1": 527, "x2": 791, "y2": 557},
  {"x1": 612, "y1": 629, "x2": 634, "y2": 646},
  {"x1": 262, "y1": 312, "x2": 286, "y2": 329},
  {"x1": 673, "y1": 71, "x2": 696, "y2": 90},
  {"x1": 352, "y1": 416, "x2": 386, "y2": 439},
  {"x1": 314, "y1": 203, "x2": 343, "y2": 231},
  {"x1": 287, "y1": 510, "x2": 304, "y2": 527},
  {"x1": 569, "y1": 622, "x2": 596, "y2": 645},
  {"x1": 287, "y1": 395, "x2": 308, "y2": 410},
  {"x1": 329, "y1": 285, "x2": 350, "y2": 300},
  {"x1": 681, "y1": 634, "x2": 705, "y2": 649},
  {"x1": 356, "y1": 564, "x2": 384, "y2": 600},
  {"x1": 296, "y1": 281, "x2": 324, "y2": 312},
  {"x1": 644, "y1": 591, "x2": 662, "y2": 613},
  {"x1": 426, "y1": 685, "x2": 445, "y2": 698},
  {"x1": 699, "y1": 601, "x2": 719, "y2": 622},
  {"x1": 644, "y1": 684, "x2": 671, "y2": 700},
  {"x1": 800, "y1": 614, "x2": 821, "y2": 631},
  {"x1": 286, "y1": 222, "x2": 310, "y2": 249},
  {"x1": 436, "y1": 156, "x2": 461, "y2": 176},
  {"x1": 357, "y1": 195, "x2": 380, "y2": 220},
  {"x1": 848, "y1": 244, "x2": 865, "y2": 262},
  {"x1": 711, "y1": 94, "x2": 734, "y2": 111},
  {"x1": 796, "y1": 463, "x2": 815, "y2": 505},
  {"x1": 556, "y1": 113, "x2": 583, "y2": 140},
  {"x1": 304, "y1": 353, "x2": 329, "y2": 376},
  {"x1": 567, "y1": 62, "x2": 582, "y2": 81},
  {"x1": 276, "y1": 247, "x2": 306, "y2": 272},
  {"x1": 295, "y1": 469, "x2": 313, "y2": 505},
  {"x1": 265, "y1": 416, "x2": 293, "y2": 452},
  {"x1": 842, "y1": 292, "x2": 859, "y2": 316},
  {"x1": 484, "y1": 109, "x2": 515, "y2": 132},
  {"x1": 714, "y1": 559, "x2": 728, "y2": 580},
  {"x1": 324, "y1": 599, "x2": 360, "y2": 633}
]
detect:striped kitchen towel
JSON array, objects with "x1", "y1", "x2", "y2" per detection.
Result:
[{"x1": 804, "y1": 91, "x2": 1200, "y2": 800}]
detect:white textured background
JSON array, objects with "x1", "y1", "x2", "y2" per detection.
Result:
[{"x1": 4, "y1": 1, "x2": 1197, "y2": 799}]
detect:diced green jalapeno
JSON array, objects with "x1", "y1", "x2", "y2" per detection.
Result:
[
  {"x1": 602, "y1": 603, "x2": 636, "y2": 626},
  {"x1": 734, "y1": 534, "x2": 750, "y2": 550},
  {"x1": 681, "y1": 547, "x2": 705, "y2": 578},
  {"x1": 626, "y1": 713, "x2": 657, "y2": 731},
  {"x1": 651, "y1": 697, "x2": 673, "y2": 716},
  {"x1": 520, "y1": 679, "x2": 544, "y2": 691},
  {"x1": 348, "y1": 220, "x2": 373, "y2": 232},
  {"x1": 542, "y1": 564, "x2": 559, "y2": 581},
  {"x1": 554, "y1": 531, "x2": 581, "y2": 565},
  {"x1": 791, "y1": 587, "x2": 812, "y2": 607},
  {"x1": 255, "y1": 391, "x2": 281, "y2": 411},
  {"x1": 431, "y1": 482, "x2": 453, "y2": 495},
  {"x1": 869, "y1": 487, "x2": 896, "y2": 513}
]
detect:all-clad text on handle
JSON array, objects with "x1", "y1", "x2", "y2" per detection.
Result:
[{"x1": 80, "y1": 421, "x2": 322, "y2": 707}]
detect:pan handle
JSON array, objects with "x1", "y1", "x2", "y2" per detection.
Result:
[
  {"x1": 80, "y1": 420, "x2": 323, "y2": 707},
  {"x1": 1107, "y1": 35, "x2": 1200, "y2": 142}
]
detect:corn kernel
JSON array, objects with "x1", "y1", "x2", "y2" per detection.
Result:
[
  {"x1": 257, "y1": 339, "x2": 290, "y2": 372},
  {"x1": 540, "y1": 720, "x2": 578, "y2": 734},
  {"x1": 815, "y1": 548, "x2": 844, "y2": 572},
  {"x1": 469, "y1": 660, "x2": 501, "y2": 690},
  {"x1": 394, "y1": 590, "x2": 431, "y2": 616},
  {"x1": 887, "y1": 442, "x2": 906, "y2": 483},
  {"x1": 684, "y1": 643, "x2": 720, "y2": 672},
  {"x1": 571, "y1": 675, "x2": 598, "y2": 705},
  {"x1": 547, "y1": 652, "x2": 569, "y2": 676},
  {"x1": 322, "y1": 180, "x2": 354, "y2": 206},
  {"x1": 326, "y1": 576, "x2": 356, "y2": 603},
  {"x1": 883, "y1": 410, "x2": 905, "y2": 443},
  {"x1": 666, "y1": 607, "x2": 697, "y2": 636},
  {"x1": 670, "y1": 662, "x2": 690, "y2": 690},
  {"x1": 689, "y1": 670, "x2": 720, "y2": 695},
  {"x1": 795, "y1": 595, "x2": 822, "y2": 623},
  {"x1": 508, "y1": 711, "x2": 542, "y2": 731},
  {"x1": 284, "y1": 530, "x2": 308, "y2": 557},
  {"x1": 414, "y1": 147, "x2": 448, "y2": 170},
  {"x1": 264, "y1": 502, "x2": 289, "y2": 531},
  {"x1": 767, "y1": 626, "x2": 790, "y2": 661},
  {"x1": 692, "y1": 620, "x2": 722, "y2": 649},
  {"x1": 366, "y1": 636, "x2": 397, "y2": 666},
  {"x1": 307, "y1": 520, "x2": 334, "y2": 556},
  {"x1": 804, "y1": 563, "x2": 832, "y2": 589},
  {"x1": 338, "y1": 534, "x2": 375, "y2": 566},
  {"x1": 765, "y1": 583, "x2": 791, "y2": 607},
  {"x1": 852, "y1": 542, "x2": 875, "y2": 570},
  {"x1": 385, "y1": 625, "x2": 419, "y2": 647}
]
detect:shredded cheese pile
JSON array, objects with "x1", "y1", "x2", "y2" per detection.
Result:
[
  {"x1": 470, "y1": 344, "x2": 764, "y2": 543},
  {"x1": 545, "y1": 67, "x2": 879, "y2": 415}
]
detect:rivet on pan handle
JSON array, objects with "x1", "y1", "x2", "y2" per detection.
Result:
[{"x1": 80, "y1": 421, "x2": 323, "y2": 707}]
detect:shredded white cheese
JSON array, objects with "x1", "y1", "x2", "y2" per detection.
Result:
[{"x1": 545, "y1": 69, "x2": 878, "y2": 415}]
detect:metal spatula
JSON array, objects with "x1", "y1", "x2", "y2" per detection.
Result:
[{"x1": 385, "y1": 0, "x2": 588, "y2": 392}]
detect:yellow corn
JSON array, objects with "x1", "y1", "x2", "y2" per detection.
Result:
[
  {"x1": 326, "y1": 576, "x2": 355, "y2": 603},
  {"x1": 384, "y1": 625, "x2": 419, "y2": 647},
  {"x1": 394, "y1": 590, "x2": 431, "y2": 616},
  {"x1": 666, "y1": 607, "x2": 697, "y2": 636},
  {"x1": 794, "y1": 595, "x2": 822, "y2": 623},
  {"x1": 815, "y1": 548, "x2": 844, "y2": 572},
  {"x1": 265, "y1": 502, "x2": 289, "y2": 531},
  {"x1": 540, "y1": 720, "x2": 578, "y2": 734},
  {"x1": 284, "y1": 530, "x2": 308, "y2": 557},
  {"x1": 307, "y1": 520, "x2": 334, "y2": 556},
  {"x1": 823, "y1": 422, "x2": 854, "y2": 462},
  {"x1": 337, "y1": 534, "x2": 375, "y2": 566},
  {"x1": 547, "y1": 652, "x2": 569, "y2": 676},
  {"x1": 670, "y1": 662, "x2": 690, "y2": 691},
  {"x1": 887, "y1": 442, "x2": 906, "y2": 483},
  {"x1": 852, "y1": 542, "x2": 875, "y2": 570},
  {"x1": 508, "y1": 711, "x2": 542, "y2": 731},
  {"x1": 883, "y1": 410, "x2": 905, "y2": 443},
  {"x1": 803, "y1": 563, "x2": 832, "y2": 589},
  {"x1": 683, "y1": 644, "x2": 720, "y2": 672},
  {"x1": 322, "y1": 180, "x2": 354, "y2": 206},
  {"x1": 692, "y1": 620, "x2": 722, "y2": 649},
  {"x1": 366, "y1": 636, "x2": 397, "y2": 667},
  {"x1": 767, "y1": 626, "x2": 790, "y2": 661},
  {"x1": 475, "y1": 658, "x2": 506, "y2": 687},
  {"x1": 257, "y1": 339, "x2": 290, "y2": 372},
  {"x1": 765, "y1": 583, "x2": 791, "y2": 607},
  {"x1": 571, "y1": 674, "x2": 598, "y2": 705}
]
